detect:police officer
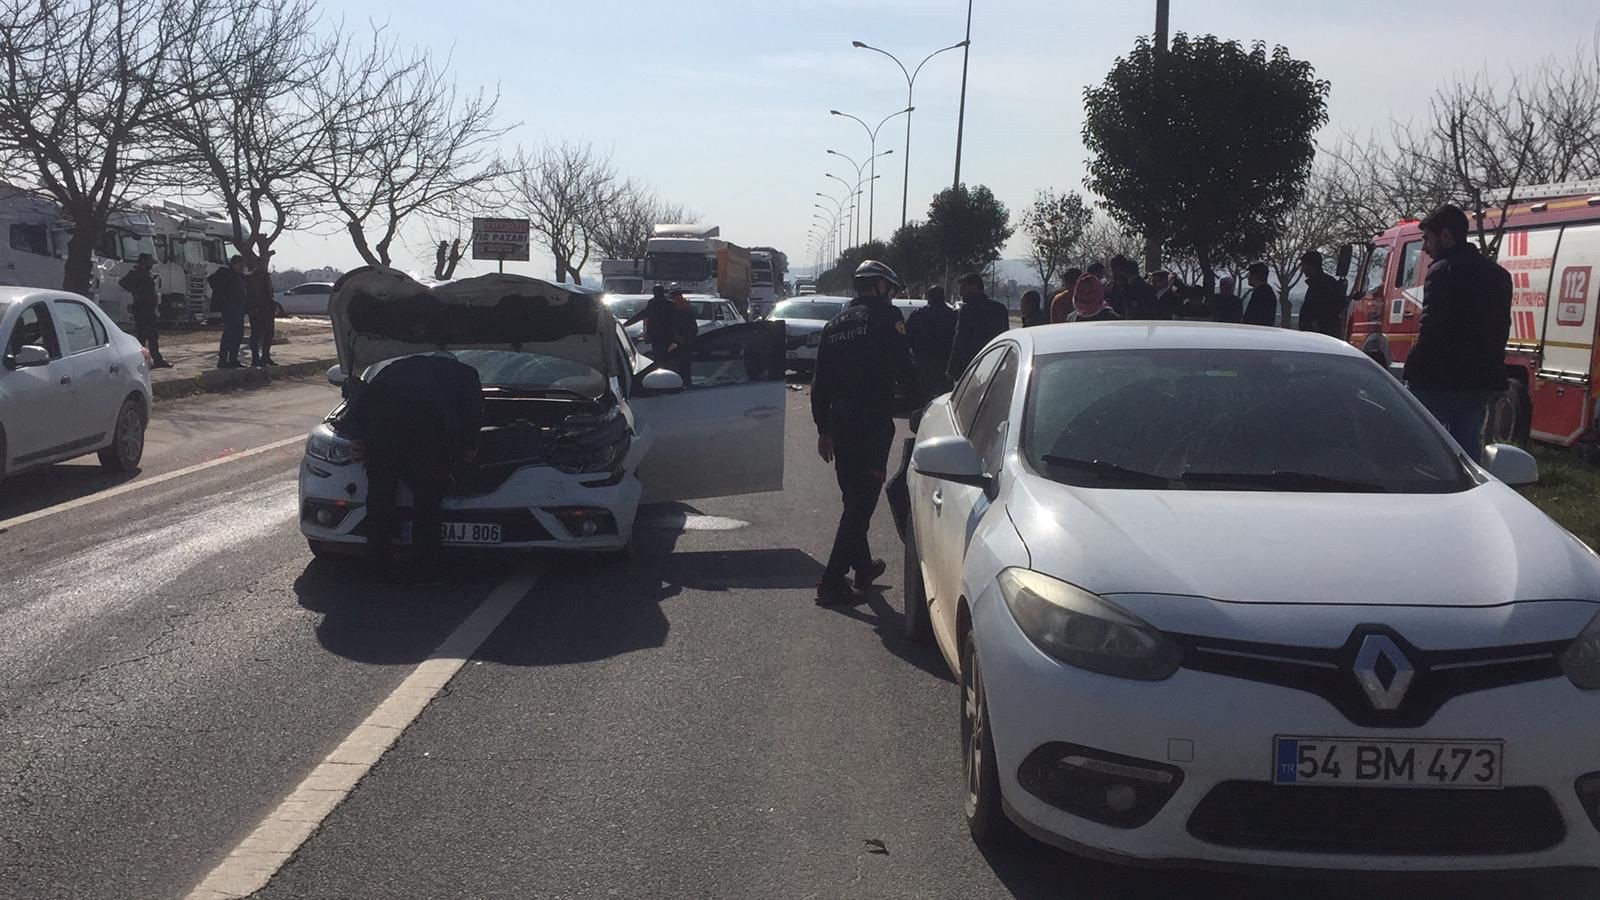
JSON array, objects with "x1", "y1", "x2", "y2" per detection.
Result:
[{"x1": 811, "y1": 260, "x2": 923, "y2": 607}]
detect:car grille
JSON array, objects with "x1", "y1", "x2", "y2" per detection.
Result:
[
  {"x1": 1171, "y1": 629, "x2": 1566, "y2": 728},
  {"x1": 1187, "y1": 781, "x2": 1565, "y2": 855},
  {"x1": 352, "y1": 509, "x2": 554, "y2": 543}
]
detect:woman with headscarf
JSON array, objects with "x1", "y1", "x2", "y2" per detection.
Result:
[{"x1": 1065, "y1": 273, "x2": 1120, "y2": 323}]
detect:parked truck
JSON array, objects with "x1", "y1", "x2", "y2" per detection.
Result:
[
  {"x1": 643, "y1": 224, "x2": 753, "y2": 312},
  {"x1": 600, "y1": 258, "x2": 647, "y2": 295},
  {"x1": 96, "y1": 202, "x2": 233, "y2": 325},
  {"x1": 748, "y1": 246, "x2": 789, "y2": 318}
]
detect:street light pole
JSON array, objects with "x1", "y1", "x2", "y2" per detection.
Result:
[
  {"x1": 831, "y1": 107, "x2": 912, "y2": 245},
  {"x1": 1146, "y1": 0, "x2": 1170, "y2": 274},
  {"x1": 952, "y1": 0, "x2": 974, "y2": 189},
  {"x1": 852, "y1": 39, "x2": 969, "y2": 232},
  {"x1": 829, "y1": 148, "x2": 895, "y2": 246},
  {"x1": 824, "y1": 173, "x2": 855, "y2": 249}
]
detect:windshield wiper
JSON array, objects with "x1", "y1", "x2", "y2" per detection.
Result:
[
  {"x1": 1178, "y1": 470, "x2": 1388, "y2": 493},
  {"x1": 483, "y1": 386, "x2": 590, "y2": 400},
  {"x1": 1039, "y1": 454, "x2": 1173, "y2": 486}
]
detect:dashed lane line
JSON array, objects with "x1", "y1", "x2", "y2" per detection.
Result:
[
  {"x1": 185, "y1": 568, "x2": 543, "y2": 900},
  {"x1": 0, "y1": 435, "x2": 306, "y2": 533}
]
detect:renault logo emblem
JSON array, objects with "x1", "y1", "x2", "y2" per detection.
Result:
[{"x1": 1353, "y1": 634, "x2": 1414, "y2": 711}]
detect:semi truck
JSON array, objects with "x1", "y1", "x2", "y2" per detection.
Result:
[
  {"x1": 643, "y1": 224, "x2": 752, "y2": 312},
  {"x1": 748, "y1": 246, "x2": 789, "y2": 318},
  {"x1": 95, "y1": 202, "x2": 234, "y2": 325}
]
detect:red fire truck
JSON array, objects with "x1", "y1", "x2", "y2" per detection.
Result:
[{"x1": 1346, "y1": 181, "x2": 1600, "y2": 451}]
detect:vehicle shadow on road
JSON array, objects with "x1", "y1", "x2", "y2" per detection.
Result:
[
  {"x1": 980, "y1": 836, "x2": 1599, "y2": 899},
  {"x1": 0, "y1": 464, "x2": 139, "y2": 522}
]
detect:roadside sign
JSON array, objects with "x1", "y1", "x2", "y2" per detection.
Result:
[{"x1": 471, "y1": 217, "x2": 530, "y2": 262}]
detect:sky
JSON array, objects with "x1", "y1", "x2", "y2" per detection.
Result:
[{"x1": 261, "y1": 0, "x2": 1600, "y2": 280}]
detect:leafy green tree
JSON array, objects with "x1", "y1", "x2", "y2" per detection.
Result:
[
  {"x1": 885, "y1": 222, "x2": 936, "y2": 289},
  {"x1": 1082, "y1": 34, "x2": 1329, "y2": 290},
  {"x1": 816, "y1": 240, "x2": 888, "y2": 293},
  {"x1": 924, "y1": 184, "x2": 1014, "y2": 276},
  {"x1": 1020, "y1": 189, "x2": 1092, "y2": 296}
]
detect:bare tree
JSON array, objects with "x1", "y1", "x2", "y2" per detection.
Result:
[
  {"x1": 512, "y1": 142, "x2": 623, "y2": 283},
  {"x1": 1076, "y1": 213, "x2": 1144, "y2": 271},
  {"x1": 587, "y1": 181, "x2": 696, "y2": 261},
  {"x1": 0, "y1": 0, "x2": 217, "y2": 292},
  {"x1": 1263, "y1": 166, "x2": 1345, "y2": 297},
  {"x1": 1020, "y1": 189, "x2": 1092, "y2": 298},
  {"x1": 163, "y1": 0, "x2": 334, "y2": 270},
  {"x1": 311, "y1": 43, "x2": 508, "y2": 268}
]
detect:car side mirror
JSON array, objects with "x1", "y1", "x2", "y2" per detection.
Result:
[
  {"x1": 641, "y1": 369, "x2": 685, "y2": 393},
  {"x1": 5, "y1": 345, "x2": 50, "y2": 369},
  {"x1": 1482, "y1": 443, "x2": 1538, "y2": 486},
  {"x1": 912, "y1": 435, "x2": 990, "y2": 489},
  {"x1": 327, "y1": 364, "x2": 346, "y2": 386}
]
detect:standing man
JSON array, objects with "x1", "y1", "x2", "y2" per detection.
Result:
[
  {"x1": 118, "y1": 253, "x2": 171, "y2": 368},
  {"x1": 1149, "y1": 271, "x2": 1181, "y2": 320},
  {"x1": 946, "y1": 272, "x2": 1009, "y2": 382},
  {"x1": 905, "y1": 284, "x2": 958, "y2": 398},
  {"x1": 1019, "y1": 290, "x2": 1048, "y2": 327},
  {"x1": 1110, "y1": 256, "x2": 1160, "y2": 320},
  {"x1": 623, "y1": 284, "x2": 677, "y2": 360},
  {"x1": 811, "y1": 260, "x2": 923, "y2": 607},
  {"x1": 208, "y1": 256, "x2": 249, "y2": 369},
  {"x1": 246, "y1": 260, "x2": 278, "y2": 367},
  {"x1": 345, "y1": 353, "x2": 484, "y2": 583},
  {"x1": 1242, "y1": 262, "x2": 1279, "y2": 327},
  {"x1": 1296, "y1": 251, "x2": 1350, "y2": 339},
  {"x1": 1404, "y1": 204, "x2": 1512, "y2": 463},
  {"x1": 667, "y1": 284, "x2": 698, "y2": 383},
  {"x1": 1049, "y1": 267, "x2": 1084, "y2": 323},
  {"x1": 1211, "y1": 276, "x2": 1244, "y2": 323}
]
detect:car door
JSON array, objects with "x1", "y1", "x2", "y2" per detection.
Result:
[
  {"x1": 1, "y1": 300, "x2": 80, "y2": 467},
  {"x1": 629, "y1": 322, "x2": 786, "y2": 504},
  {"x1": 918, "y1": 345, "x2": 1009, "y2": 616},
  {"x1": 51, "y1": 298, "x2": 123, "y2": 442}
]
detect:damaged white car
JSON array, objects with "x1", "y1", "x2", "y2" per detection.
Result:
[{"x1": 298, "y1": 267, "x2": 787, "y2": 556}]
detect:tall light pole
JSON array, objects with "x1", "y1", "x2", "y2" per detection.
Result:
[
  {"x1": 828, "y1": 148, "x2": 893, "y2": 246},
  {"x1": 852, "y1": 38, "x2": 968, "y2": 229},
  {"x1": 831, "y1": 106, "x2": 912, "y2": 244},
  {"x1": 824, "y1": 173, "x2": 855, "y2": 249},
  {"x1": 1147, "y1": 0, "x2": 1170, "y2": 273},
  {"x1": 951, "y1": 0, "x2": 974, "y2": 189}
]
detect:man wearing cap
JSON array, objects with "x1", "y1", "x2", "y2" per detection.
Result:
[{"x1": 810, "y1": 260, "x2": 923, "y2": 607}]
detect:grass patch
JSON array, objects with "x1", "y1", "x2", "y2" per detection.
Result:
[{"x1": 1517, "y1": 445, "x2": 1600, "y2": 550}]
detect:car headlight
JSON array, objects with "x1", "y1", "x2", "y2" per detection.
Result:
[
  {"x1": 1560, "y1": 611, "x2": 1600, "y2": 689},
  {"x1": 305, "y1": 426, "x2": 354, "y2": 465},
  {"x1": 805, "y1": 332, "x2": 822, "y2": 347},
  {"x1": 998, "y1": 569, "x2": 1181, "y2": 681}
]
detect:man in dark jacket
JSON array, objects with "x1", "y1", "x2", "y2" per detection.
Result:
[
  {"x1": 119, "y1": 253, "x2": 171, "y2": 368},
  {"x1": 1211, "y1": 276, "x2": 1244, "y2": 323},
  {"x1": 1296, "y1": 251, "x2": 1350, "y2": 339},
  {"x1": 345, "y1": 353, "x2": 484, "y2": 582},
  {"x1": 667, "y1": 286, "x2": 698, "y2": 383},
  {"x1": 1110, "y1": 255, "x2": 1161, "y2": 320},
  {"x1": 623, "y1": 284, "x2": 677, "y2": 357},
  {"x1": 905, "y1": 285, "x2": 958, "y2": 398},
  {"x1": 811, "y1": 260, "x2": 923, "y2": 607},
  {"x1": 1404, "y1": 204, "x2": 1513, "y2": 463},
  {"x1": 946, "y1": 272, "x2": 1009, "y2": 382},
  {"x1": 1242, "y1": 262, "x2": 1279, "y2": 326},
  {"x1": 208, "y1": 256, "x2": 249, "y2": 369},
  {"x1": 246, "y1": 262, "x2": 277, "y2": 367}
]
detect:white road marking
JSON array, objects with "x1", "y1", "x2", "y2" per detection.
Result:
[
  {"x1": 0, "y1": 434, "x2": 305, "y2": 533},
  {"x1": 638, "y1": 511, "x2": 750, "y2": 532},
  {"x1": 184, "y1": 569, "x2": 541, "y2": 900}
]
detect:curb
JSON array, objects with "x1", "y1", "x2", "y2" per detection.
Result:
[{"x1": 152, "y1": 357, "x2": 339, "y2": 403}]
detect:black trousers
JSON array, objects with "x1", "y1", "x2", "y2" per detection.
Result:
[
  {"x1": 219, "y1": 304, "x2": 246, "y2": 361},
  {"x1": 248, "y1": 309, "x2": 275, "y2": 360},
  {"x1": 134, "y1": 313, "x2": 163, "y2": 361},
  {"x1": 365, "y1": 451, "x2": 449, "y2": 572},
  {"x1": 822, "y1": 418, "x2": 896, "y2": 586}
]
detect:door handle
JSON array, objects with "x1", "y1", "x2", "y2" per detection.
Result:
[
  {"x1": 109, "y1": 363, "x2": 122, "y2": 374},
  {"x1": 931, "y1": 489, "x2": 943, "y2": 514}
]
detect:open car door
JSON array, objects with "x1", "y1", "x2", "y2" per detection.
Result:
[{"x1": 629, "y1": 322, "x2": 786, "y2": 504}]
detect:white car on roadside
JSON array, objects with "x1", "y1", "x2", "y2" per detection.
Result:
[
  {"x1": 0, "y1": 287, "x2": 151, "y2": 481},
  {"x1": 275, "y1": 281, "x2": 334, "y2": 317},
  {"x1": 900, "y1": 321, "x2": 1600, "y2": 872},
  {"x1": 766, "y1": 296, "x2": 848, "y2": 374},
  {"x1": 604, "y1": 294, "x2": 748, "y2": 358},
  {"x1": 298, "y1": 267, "x2": 787, "y2": 556}
]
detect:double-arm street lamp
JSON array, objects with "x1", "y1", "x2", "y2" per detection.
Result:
[
  {"x1": 826, "y1": 148, "x2": 893, "y2": 246},
  {"x1": 830, "y1": 106, "x2": 912, "y2": 245},
  {"x1": 850, "y1": 38, "x2": 969, "y2": 230}
]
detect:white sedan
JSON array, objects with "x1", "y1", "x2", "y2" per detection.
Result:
[
  {"x1": 901, "y1": 321, "x2": 1600, "y2": 871},
  {"x1": 275, "y1": 281, "x2": 334, "y2": 317},
  {"x1": 1, "y1": 287, "x2": 151, "y2": 481},
  {"x1": 605, "y1": 294, "x2": 747, "y2": 357},
  {"x1": 766, "y1": 296, "x2": 848, "y2": 373},
  {"x1": 299, "y1": 268, "x2": 787, "y2": 555}
]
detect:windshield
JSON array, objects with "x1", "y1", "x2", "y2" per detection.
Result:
[
  {"x1": 1024, "y1": 349, "x2": 1472, "y2": 493},
  {"x1": 363, "y1": 350, "x2": 605, "y2": 398},
  {"x1": 770, "y1": 300, "x2": 844, "y2": 321},
  {"x1": 690, "y1": 301, "x2": 726, "y2": 320},
  {"x1": 646, "y1": 252, "x2": 709, "y2": 282}
]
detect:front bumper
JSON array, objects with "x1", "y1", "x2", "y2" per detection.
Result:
[
  {"x1": 298, "y1": 456, "x2": 640, "y2": 551},
  {"x1": 972, "y1": 592, "x2": 1600, "y2": 871}
]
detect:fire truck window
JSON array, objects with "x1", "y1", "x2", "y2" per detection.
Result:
[
  {"x1": 1361, "y1": 245, "x2": 1390, "y2": 296},
  {"x1": 1397, "y1": 241, "x2": 1423, "y2": 288}
]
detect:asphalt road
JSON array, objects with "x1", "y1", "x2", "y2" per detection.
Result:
[{"x1": 2, "y1": 379, "x2": 1596, "y2": 899}]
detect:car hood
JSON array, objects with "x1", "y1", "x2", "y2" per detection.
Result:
[
  {"x1": 1007, "y1": 474, "x2": 1600, "y2": 606},
  {"x1": 329, "y1": 266, "x2": 613, "y2": 377}
]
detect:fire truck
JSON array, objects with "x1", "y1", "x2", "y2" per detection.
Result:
[{"x1": 1347, "y1": 180, "x2": 1600, "y2": 451}]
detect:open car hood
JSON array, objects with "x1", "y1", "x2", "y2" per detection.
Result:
[{"x1": 329, "y1": 267, "x2": 614, "y2": 378}]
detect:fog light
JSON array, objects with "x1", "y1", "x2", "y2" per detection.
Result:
[
  {"x1": 1577, "y1": 772, "x2": 1600, "y2": 833},
  {"x1": 302, "y1": 499, "x2": 356, "y2": 529},
  {"x1": 548, "y1": 507, "x2": 618, "y2": 539},
  {"x1": 1017, "y1": 742, "x2": 1184, "y2": 829},
  {"x1": 316, "y1": 508, "x2": 335, "y2": 526}
]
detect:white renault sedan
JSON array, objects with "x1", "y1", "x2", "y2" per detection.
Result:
[
  {"x1": 902, "y1": 321, "x2": 1600, "y2": 871},
  {"x1": 1, "y1": 287, "x2": 152, "y2": 481},
  {"x1": 298, "y1": 268, "x2": 786, "y2": 556},
  {"x1": 767, "y1": 296, "x2": 847, "y2": 374}
]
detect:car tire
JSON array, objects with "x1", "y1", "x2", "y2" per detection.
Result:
[
  {"x1": 274, "y1": 302, "x2": 286, "y2": 318},
  {"x1": 962, "y1": 627, "x2": 1015, "y2": 847},
  {"x1": 98, "y1": 398, "x2": 146, "y2": 472},
  {"x1": 903, "y1": 529, "x2": 933, "y2": 646},
  {"x1": 1487, "y1": 379, "x2": 1532, "y2": 445}
]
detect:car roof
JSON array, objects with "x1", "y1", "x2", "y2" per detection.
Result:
[
  {"x1": 0, "y1": 286, "x2": 91, "y2": 307},
  {"x1": 1016, "y1": 321, "x2": 1369, "y2": 358}
]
